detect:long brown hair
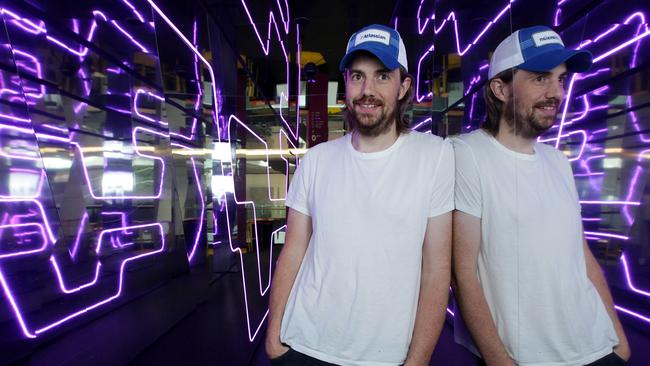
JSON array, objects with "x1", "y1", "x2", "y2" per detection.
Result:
[
  {"x1": 395, "y1": 68, "x2": 414, "y2": 134},
  {"x1": 482, "y1": 68, "x2": 516, "y2": 136}
]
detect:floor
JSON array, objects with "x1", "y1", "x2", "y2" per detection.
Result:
[{"x1": 130, "y1": 248, "x2": 650, "y2": 366}]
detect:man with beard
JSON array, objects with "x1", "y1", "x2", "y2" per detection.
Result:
[
  {"x1": 265, "y1": 24, "x2": 454, "y2": 366},
  {"x1": 452, "y1": 25, "x2": 630, "y2": 366}
]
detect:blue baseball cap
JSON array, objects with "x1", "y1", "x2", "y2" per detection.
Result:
[
  {"x1": 488, "y1": 25, "x2": 592, "y2": 79},
  {"x1": 339, "y1": 24, "x2": 408, "y2": 72}
]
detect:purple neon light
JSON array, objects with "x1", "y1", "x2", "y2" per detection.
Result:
[
  {"x1": 237, "y1": 0, "x2": 300, "y2": 140},
  {"x1": 552, "y1": 12, "x2": 650, "y2": 148},
  {"x1": 169, "y1": 19, "x2": 202, "y2": 141},
  {"x1": 133, "y1": 88, "x2": 168, "y2": 126},
  {"x1": 581, "y1": 217, "x2": 602, "y2": 222},
  {"x1": 102, "y1": 212, "x2": 132, "y2": 234},
  {"x1": 50, "y1": 258, "x2": 102, "y2": 294},
  {"x1": 1, "y1": 5, "x2": 158, "y2": 63},
  {"x1": 69, "y1": 212, "x2": 89, "y2": 259},
  {"x1": 278, "y1": 127, "x2": 299, "y2": 200},
  {"x1": 0, "y1": 198, "x2": 56, "y2": 243},
  {"x1": 38, "y1": 223, "x2": 164, "y2": 335},
  {"x1": 620, "y1": 253, "x2": 650, "y2": 297},
  {"x1": 218, "y1": 114, "x2": 288, "y2": 341},
  {"x1": 110, "y1": 20, "x2": 149, "y2": 53},
  {"x1": 414, "y1": 1, "x2": 515, "y2": 101},
  {"x1": 228, "y1": 115, "x2": 285, "y2": 202},
  {"x1": 411, "y1": 117, "x2": 432, "y2": 131},
  {"x1": 65, "y1": 127, "x2": 166, "y2": 200},
  {"x1": 583, "y1": 231, "x2": 629, "y2": 240},
  {"x1": 148, "y1": 0, "x2": 222, "y2": 139},
  {"x1": 0, "y1": 223, "x2": 166, "y2": 338},
  {"x1": 121, "y1": 0, "x2": 146, "y2": 23},
  {"x1": 616, "y1": 305, "x2": 650, "y2": 324},
  {"x1": 0, "y1": 8, "x2": 46, "y2": 34},
  {"x1": 0, "y1": 223, "x2": 47, "y2": 259},
  {"x1": 170, "y1": 143, "x2": 206, "y2": 262}
]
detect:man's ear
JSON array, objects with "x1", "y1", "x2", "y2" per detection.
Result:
[
  {"x1": 490, "y1": 78, "x2": 510, "y2": 103},
  {"x1": 398, "y1": 76, "x2": 412, "y2": 101}
]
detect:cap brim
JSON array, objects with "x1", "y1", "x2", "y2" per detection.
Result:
[
  {"x1": 339, "y1": 45, "x2": 401, "y2": 72},
  {"x1": 519, "y1": 48, "x2": 593, "y2": 74}
]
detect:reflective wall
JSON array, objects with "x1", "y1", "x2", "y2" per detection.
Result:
[
  {"x1": 0, "y1": 0, "x2": 291, "y2": 363},
  {"x1": 407, "y1": 0, "x2": 650, "y2": 337}
]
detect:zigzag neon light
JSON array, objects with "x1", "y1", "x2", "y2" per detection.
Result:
[
  {"x1": 69, "y1": 211, "x2": 89, "y2": 259},
  {"x1": 170, "y1": 142, "x2": 206, "y2": 262},
  {"x1": 239, "y1": 0, "x2": 300, "y2": 140},
  {"x1": 223, "y1": 114, "x2": 283, "y2": 341},
  {"x1": 414, "y1": 0, "x2": 515, "y2": 101},
  {"x1": 170, "y1": 19, "x2": 202, "y2": 141},
  {"x1": 0, "y1": 223, "x2": 165, "y2": 338},
  {"x1": 35, "y1": 130, "x2": 167, "y2": 200},
  {"x1": 134, "y1": 88, "x2": 168, "y2": 126},
  {"x1": 148, "y1": 0, "x2": 221, "y2": 139},
  {"x1": 553, "y1": 11, "x2": 650, "y2": 148}
]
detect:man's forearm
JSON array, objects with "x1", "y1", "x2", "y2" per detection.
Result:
[
  {"x1": 454, "y1": 273, "x2": 513, "y2": 366},
  {"x1": 584, "y1": 241, "x2": 630, "y2": 359},
  {"x1": 265, "y1": 210, "x2": 312, "y2": 355},
  {"x1": 404, "y1": 269, "x2": 449, "y2": 366},
  {"x1": 266, "y1": 248, "x2": 305, "y2": 347},
  {"x1": 405, "y1": 214, "x2": 452, "y2": 366}
]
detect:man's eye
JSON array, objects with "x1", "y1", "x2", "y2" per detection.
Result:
[
  {"x1": 535, "y1": 75, "x2": 547, "y2": 83},
  {"x1": 378, "y1": 73, "x2": 390, "y2": 81},
  {"x1": 351, "y1": 74, "x2": 362, "y2": 81}
]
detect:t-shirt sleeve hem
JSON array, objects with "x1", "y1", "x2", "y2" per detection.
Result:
[
  {"x1": 428, "y1": 203, "x2": 455, "y2": 218},
  {"x1": 286, "y1": 202, "x2": 310, "y2": 216},
  {"x1": 454, "y1": 202, "x2": 481, "y2": 218}
]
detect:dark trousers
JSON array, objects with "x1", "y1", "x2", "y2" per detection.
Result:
[
  {"x1": 269, "y1": 348, "x2": 338, "y2": 366},
  {"x1": 476, "y1": 352, "x2": 626, "y2": 366},
  {"x1": 586, "y1": 352, "x2": 627, "y2": 366}
]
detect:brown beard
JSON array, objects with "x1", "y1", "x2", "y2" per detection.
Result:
[
  {"x1": 503, "y1": 96, "x2": 559, "y2": 139},
  {"x1": 344, "y1": 97, "x2": 397, "y2": 137}
]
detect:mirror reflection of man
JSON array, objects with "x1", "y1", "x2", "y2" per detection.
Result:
[
  {"x1": 452, "y1": 25, "x2": 630, "y2": 366},
  {"x1": 265, "y1": 24, "x2": 454, "y2": 366}
]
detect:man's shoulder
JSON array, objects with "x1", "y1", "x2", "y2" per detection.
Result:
[
  {"x1": 402, "y1": 130, "x2": 447, "y2": 152},
  {"x1": 451, "y1": 129, "x2": 489, "y2": 146},
  {"x1": 450, "y1": 129, "x2": 490, "y2": 156},
  {"x1": 304, "y1": 135, "x2": 348, "y2": 157},
  {"x1": 534, "y1": 141, "x2": 568, "y2": 161}
]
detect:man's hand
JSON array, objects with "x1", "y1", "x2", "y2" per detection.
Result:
[
  {"x1": 265, "y1": 339, "x2": 290, "y2": 360},
  {"x1": 486, "y1": 355, "x2": 516, "y2": 366},
  {"x1": 613, "y1": 342, "x2": 631, "y2": 361}
]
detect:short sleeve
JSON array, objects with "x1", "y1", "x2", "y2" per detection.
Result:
[
  {"x1": 428, "y1": 139, "x2": 455, "y2": 217},
  {"x1": 285, "y1": 151, "x2": 311, "y2": 216},
  {"x1": 452, "y1": 138, "x2": 482, "y2": 218}
]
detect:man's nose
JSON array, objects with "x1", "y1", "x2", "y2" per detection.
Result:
[
  {"x1": 545, "y1": 78, "x2": 565, "y2": 101},
  {"x1": 360, "y1": 77, "x2": 377, "y2": 96}
]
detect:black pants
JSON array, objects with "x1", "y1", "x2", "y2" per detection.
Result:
[
  {"x1": 476, "y1": 352, "x2": 626, "y2": 366},
  {"x1": 586, "y1": 352, "x2": 627, "y2": 366},
  {"x1": 269, "y1": 348, "x2": 338, "y2": 366}
]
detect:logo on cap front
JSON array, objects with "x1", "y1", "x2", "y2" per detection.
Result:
[
  {"x1": 532, "y1": 30, "x2": 564, "y2": 47},
  {"x1": 354, "y1": 29, "x2": 390, "y2": 46}
]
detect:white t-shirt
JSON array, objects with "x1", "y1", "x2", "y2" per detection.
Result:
[
  {"x1": 282, "y1": 131, "x2": 454, "y2": 366},
  {"x1": 452, "y1": 129, "x2": 618, "y2": 366}
]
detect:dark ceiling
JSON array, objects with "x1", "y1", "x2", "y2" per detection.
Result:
[{"x1": 199, "y1": 0, "x2": 559, "y2": 96}]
